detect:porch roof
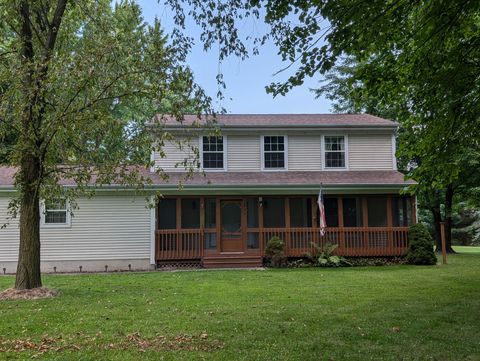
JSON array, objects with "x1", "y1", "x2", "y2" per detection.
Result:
[{"x1": 0, "y1": 167, "x2": 414, "y2": 193}]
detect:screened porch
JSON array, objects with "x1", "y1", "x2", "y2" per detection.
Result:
[{"x1": 155, "y1": 195, "x2": 415, "y2": 262}]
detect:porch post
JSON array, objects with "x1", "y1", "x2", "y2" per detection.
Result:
[
  {"x1": 259, "y1": 197, "x2": 264, "y2": 255},
  {"x1": 285, "y1": 197, "x2": 291, "y2": 253},
  {"x1": 176, "y1": 198, "x2": 181, "y2": 259},
  {"x1": 386, "y1": 195, "x2": 394, "y2": 254},
  {"x1": 312, "y1": 196, "x2": 319, "y2": 250},
  {"x1": 216, "y1": 197, "x2": 221, "y2": 253},
  {"x1": 362, "y1": 197, "x2": 370, "y2": 252},
  {"x1": 200, "y1": 197, "x2": 205, "y2": 257},
  {"x1": 337, "y1": 197, "x2": 345, "y2": 253},
  {"x1": 149, "y1": 195, "x2": 156, "y2": 266}
]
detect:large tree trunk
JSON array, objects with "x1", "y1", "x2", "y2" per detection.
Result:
[
  {"x1": 15, "y1": 158, "x2": 42, "y2": 289},
  {"x1": 13, "y1": 0, "x2": 68, "y2": 289}
]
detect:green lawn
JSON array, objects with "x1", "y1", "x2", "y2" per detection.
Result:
[
  {"x1": 1, "y1": 252, "x2": 479, "y2": 360},
  {"x1": 453, "y1": 245, "x2": 480, "y2": 253}
]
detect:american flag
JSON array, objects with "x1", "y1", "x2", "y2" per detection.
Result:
[{"x1": 318, "y1": 186, "x2": 327, "y2": 236}]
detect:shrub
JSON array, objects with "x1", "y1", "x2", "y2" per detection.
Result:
[
  {"x1": 406, "y1": 223, "x2": 437, "y2": 265},
  {"x1": 265, "y1": 236, "x2": 287, "y2": 268},
  {"x1": 312, "y1": 242, "x2": 351, "y2": 267}
]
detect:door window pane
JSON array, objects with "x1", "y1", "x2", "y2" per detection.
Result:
[
  {"x1": 263, "y1": 198, "x2": 285, "y2": 227},
  {"x1": 343, "y1": 198, "x2": 363, "y2": 227},
  {"x1": 159, "y1": 198, "x2": 176, "y2": 229},
  {"x1": 290, "y1": 198, "x2": 312, "y2": 227},
  {"x1": 221, "y1": 202, "x2": 242, "y2": 234},
  {"x1": 181, "y1": 198, "x2": 200, "y2": 229},
  {"x1": 368, "y1": 198, "x2": 387, "y2": 227}
]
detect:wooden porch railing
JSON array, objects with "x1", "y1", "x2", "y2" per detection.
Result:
[
  {"x1": 261, "y1": 227, "x2": 409, "y2": 257},
  {"x1": 155, "y1": 229, "x2": 204, "y2": 260},
  {"x1": 155, "y1": 227, "x2": 409, "y2": 261}
]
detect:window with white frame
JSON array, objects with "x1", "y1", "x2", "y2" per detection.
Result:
[
  {"x1": 263, "y1": 136, "x2": 285, "y2": 169},
  {"x1": 324, "y1": 136, "x2": 346, "y2": 168},
  {"x1": 44, "y1": 199, "x2": 68, "y2": 225},
  {"x1": 202, "y1": 136, "x2": 224, "y2": 169}
]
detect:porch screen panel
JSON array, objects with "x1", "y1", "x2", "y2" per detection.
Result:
[
  {"x1": 367, "y1": 197, "x2": 388, "y2": 248},
  {"x1": 392, "y1": 197, "x2": 413, "y2": 226},
  {"x1": 367, "y1": 198, "x2": 388, "y2": 227},
  {"x1": 263, "y1": 198, "x2": 285, "y2": 228},
  {"x1": 205, "y1": 198, "x2": 216, "y2": 228},
  {"x1": 343, "y1": 198, "x2": 363, "y2": 227},
  {"x1": 343, "y1": 197, "x2": 363, "y2": 248},
  {"x1": 158, "y1": 199, "x2": 176, "y2": 229},
  {"x1": 290, "y1": 198, "x2": 312, "y2": 227},
  {"x1": 323, "y1": 198, "x2": 339, "y2": 227},
  {"x1": 181, "y1": 198, "x2": 200, "y2": 229},
  {"x1": 247, "y1": 198, "x2": 259, "y2": 249},
  {"x1": 205, "y1": 198, "x2": 216, "y2": 249}
]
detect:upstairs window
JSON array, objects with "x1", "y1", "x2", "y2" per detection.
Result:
[
  {"x1": 202, "y1": 136, "x2": 224, "y2": 169},
  {"x1": 324, "y1": 136, "x2": 346, "y2": 168},
  {"x1": 43, "y1": 199, "x2": 69, "y2": 226},
  {"x1": 263, "y1": 136, "x2": 286, "y2": 169}
]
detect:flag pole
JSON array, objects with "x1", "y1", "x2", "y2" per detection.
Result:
[{"x1": 318, "y1": 183, "x2": 326, "y2": 237}]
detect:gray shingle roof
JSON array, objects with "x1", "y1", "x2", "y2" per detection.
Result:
[
  {"x1": 0, "y1": 166, "x2": 413, "y2": 189},
  {"x1": 154, "y1": 113, "x2": 398, "y2": 128}
]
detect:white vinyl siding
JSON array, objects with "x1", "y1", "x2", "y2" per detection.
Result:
[
  {"x1": 0, "y1": 195, "x2": 151, "y2": 262},
  {"x1": 151, "y1": 133, "x2": 396, "y2": 172},
  {"x1": 227, "y1": 136, "x2": 261, "y2": 171},
  {"x1": 153, "y1": 136, "x2": 199, "y2": 172},
  {"x1": 288, "y1": 136, "x2": 322, "y2": 171},
  {"x1": 0, "y1": 196, "x2": 20, "y2": 262},
  {"x1": 348, "y1": 134, "x2": 394, "y2": 170}
]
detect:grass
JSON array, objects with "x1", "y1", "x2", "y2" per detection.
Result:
[
  {"x1": 1, "y1": 252, "x2": 479, "y2": 360},
  {"x1": 453, "y1": 245, "x2": 480, "y2": 253}
]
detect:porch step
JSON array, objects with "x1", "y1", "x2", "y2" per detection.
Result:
[{"x1": 203, "y1": 255, "x2": 263, "y2": 269}]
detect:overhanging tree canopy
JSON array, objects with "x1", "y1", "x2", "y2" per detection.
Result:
[
  {"x1": 0, "y1": 0, "x2": 211, "y2": 289},
  {"x1": 165, "y1": 0, "x2": 480, "y2": 251}
]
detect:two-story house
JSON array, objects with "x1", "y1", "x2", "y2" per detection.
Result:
[{"x1": 0, "y1": 114, "x2": 415, "y2": 272}]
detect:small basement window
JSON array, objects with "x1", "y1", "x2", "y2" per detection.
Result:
[
  {"x1": 324, "y1": 136, "x2": 346, "y2": 168},
  {"x1": 44, "y1": 199, "x2": 69, "y2": 226}
]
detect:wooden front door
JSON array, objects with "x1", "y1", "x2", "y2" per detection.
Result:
[{"x1": 220, "y1": 200, "x2": 244, "y2": 252}]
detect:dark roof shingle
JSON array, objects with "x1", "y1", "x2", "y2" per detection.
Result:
[
  {"x1": 0, "y1": 167, "x2": 413, "y2": 189},
  {"x1": 155, "y1": 113, "x2": 397, "y2": 128}
]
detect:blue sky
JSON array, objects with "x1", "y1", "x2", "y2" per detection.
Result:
[{"x1": 136, "y1": 0, "x2": 332, "y2": 114}]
